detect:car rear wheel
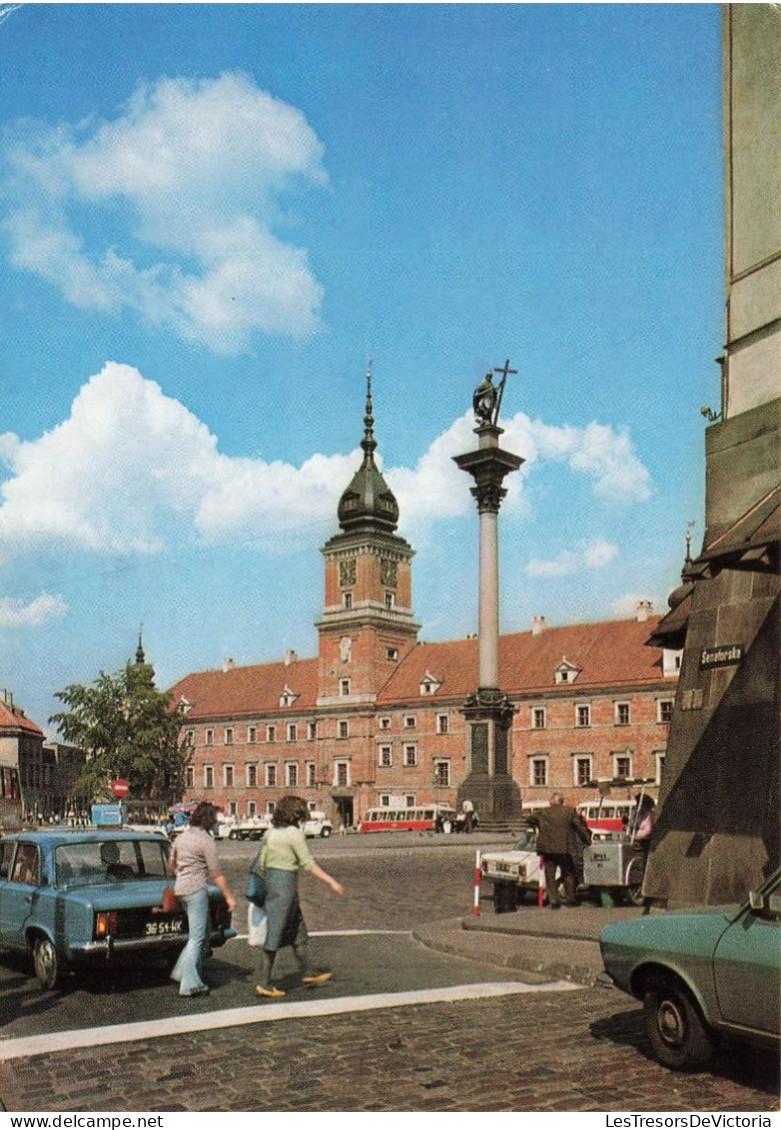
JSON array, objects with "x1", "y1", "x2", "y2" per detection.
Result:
[
  {"x1": 320, "y1": 827, "x2": 332, "y2": 838},
  {"x1": 643, "y1": 983, "x2": 714, "y2": 1071},
  {"x1": 33, "y1": 934, "x2": 61, "y2": 991}
]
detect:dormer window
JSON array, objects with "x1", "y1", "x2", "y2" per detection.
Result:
[
  {"x1": 178, "y1": 696, "x2": 192, "y2": 716},
  {"x1": 554, "y1": 657, "x2": 581, "y2": 685},
  {"x1": 279, "y1": 685, "x2": 298, "y2": 708},
  {"x1": 419, "y1": 671, "x2": 442, "y2": 696}
]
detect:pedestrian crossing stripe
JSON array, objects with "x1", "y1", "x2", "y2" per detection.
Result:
[{"x1": 0, "y1": 981, "x2": 582, "y2": 1062}]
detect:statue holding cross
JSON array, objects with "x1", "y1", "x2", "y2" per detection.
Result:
[{"x1": 472, "y1": 359, "x2": 517, "y2": 426}]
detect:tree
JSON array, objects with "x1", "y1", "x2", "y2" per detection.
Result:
[{"x1": 50, "y1": 645, "x2": 190, "y2": 805}]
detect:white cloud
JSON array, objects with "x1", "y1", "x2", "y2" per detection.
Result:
[
  {"x1": 3, "y1": 73, "x2": 327, "y2": 351},
  {"x1": 0, "y1": 364, "x2": 654, "y2": 562},
  {"x1": 0, "y1": 593, "x2": 67, "y2": 629},
  {"x1": 503, "y1": 415, "x2": 652, "y2": 504},
  {"x1": 527, "y1": 538, "x2": 618, "y2": 578}
]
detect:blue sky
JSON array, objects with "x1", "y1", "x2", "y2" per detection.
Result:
[{"x1": 1, "y1": 3, "x2": 724, "y2": 733}]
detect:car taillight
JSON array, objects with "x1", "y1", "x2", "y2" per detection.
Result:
[
  {"x1": 95, "y1": 911, "x2": 118, "y2": 938},
  {"x1": 517, "y1": 864, "x2": 527, "y2": 879}
]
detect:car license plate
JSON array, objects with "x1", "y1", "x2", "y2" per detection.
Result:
[{"x1": 145, "y1": 917, "x2": 184, "y2": 936}]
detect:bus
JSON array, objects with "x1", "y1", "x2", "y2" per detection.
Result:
[
  {"x1": 359, "y1": 804, "x2": 457, "y2": 833},
  {"x1": 577, "y1": 798, "x2": 637, "y2": 840},
  {"x1": 0, "y1": 761, "x2": 24, "y2": 832}
]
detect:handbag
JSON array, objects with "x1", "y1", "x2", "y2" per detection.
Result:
[
  {"x1": 246, "y1": 842, "x2": 268, "y2": 906},
  {"x1": 162, "y1": 884, "x2": 181, "y2": 915}
]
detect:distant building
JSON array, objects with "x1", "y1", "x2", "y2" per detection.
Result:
[
  {"x1": 0, "y1": 687, "x2": 46, "y2": 817},
  {"x1": 171, "y1": 382, "x2": 678, "y2": 827}
]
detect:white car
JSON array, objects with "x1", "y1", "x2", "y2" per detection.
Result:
[
  {"x1": 302, "y1": 812, "x2": 333, "y2": 838},
  {"x1": 480, "y1": 825, "x2": 545, "y2": 912},
  {"x1": 228, "y1": 816, "x2": 270, "y2": 841}
]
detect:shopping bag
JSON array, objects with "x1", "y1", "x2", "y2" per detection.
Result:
[{"x1": 247, "y1": 902, "x2": 268, "y2": 947}]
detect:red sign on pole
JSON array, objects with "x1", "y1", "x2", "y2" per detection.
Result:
[{"x1": 111, "y1": 779, "x2": 130, "y2": 797}]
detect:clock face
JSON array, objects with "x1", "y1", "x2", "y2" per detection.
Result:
[
  {"x1": 339, "y1": 558, "x2": 356, "y2": 587},
  {"x1": 380, "y1": 558, "x2": 397, "y2": 588}
]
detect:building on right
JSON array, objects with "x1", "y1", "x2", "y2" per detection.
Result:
[{"x1": 644, "y1": 5, "x2": 780, "y2": 906}]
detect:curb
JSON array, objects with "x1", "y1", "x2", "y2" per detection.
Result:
[{"x1": 412, "y1": 919, "x2": 604, "y2": 987}]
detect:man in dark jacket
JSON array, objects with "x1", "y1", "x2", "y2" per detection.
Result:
[{"x1": 530, "y1": 793, "x2": 592, "y2": 908}]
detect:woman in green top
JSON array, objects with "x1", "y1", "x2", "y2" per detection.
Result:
[{"x1": 255, "y1": 795, "x2": 344, "y2": 999}]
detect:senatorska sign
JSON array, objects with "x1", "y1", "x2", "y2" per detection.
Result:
[{"x1": 111, "y1": 778, "x2": 130, "y2": 797}]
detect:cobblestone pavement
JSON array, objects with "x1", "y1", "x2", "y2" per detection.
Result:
[
  {"x1": 0, "y1": 985, "x2": 777, "y2": 1112},
  {"x1": 1, "y1": 839, "x2": 777, "y2": 1113}
]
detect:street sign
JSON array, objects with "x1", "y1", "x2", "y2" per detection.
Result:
[{"x1": 111, "y1": 778, "x2": 130, "y2": 797}]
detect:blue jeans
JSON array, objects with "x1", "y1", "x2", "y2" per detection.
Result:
[{"x1": 171, "y1": 887, "x2": 209, "y2": 994}]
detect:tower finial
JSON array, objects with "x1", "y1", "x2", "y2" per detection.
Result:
[
  {"x1": 136, "y1": 625, "x2": 145, "y2": 665},
  {"x1": 362, "y1": 362, "x2": 377, "y2": 464}
]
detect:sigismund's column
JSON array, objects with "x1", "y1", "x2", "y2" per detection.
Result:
[{"x1": 453, "y1": 361, "x2": 524, "y2": 825}]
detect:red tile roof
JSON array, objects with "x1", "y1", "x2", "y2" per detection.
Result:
[
  {"x1": 0, "y1": 700, "x2": 44, "y2": 737},
  {"x1": 169, "y1": 658, "x2": 320, "y2": 721},
  {"x1": 377, "y1": 616, "x2": 666, "y2": 704},
  {"x1": 170, "y1": 615, "x2": 666, "y2": 720}
]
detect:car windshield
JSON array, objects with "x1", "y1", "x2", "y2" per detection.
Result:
[
  {"x1": 514, "y1": 828, "x2": 537, "y2": 851},
  {"x1": 54, "y1": 839, "x2": 170, "y2": 888}
]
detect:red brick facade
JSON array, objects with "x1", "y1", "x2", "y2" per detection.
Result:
[{"x1": 171, "y1": 382, "x2": 678, "y2": 825}]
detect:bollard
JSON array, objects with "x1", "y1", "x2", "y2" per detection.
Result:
[
  {"x1": 473, "y1": 851, "x2": 481, "y2": 916},
  {"x1": 537, "y1": 856, "x2": 545, "y2": 907}
]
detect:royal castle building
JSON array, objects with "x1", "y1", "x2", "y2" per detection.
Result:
[{"x1": 171, "y1": 378, "x2": 680, "y2": 828}]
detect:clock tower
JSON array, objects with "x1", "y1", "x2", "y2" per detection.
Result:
[{"x1": 316, "y1": 370, "x2": 419, "y2": 706}]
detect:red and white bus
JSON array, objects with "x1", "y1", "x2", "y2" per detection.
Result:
[
  {"x1": 577, "y1": 798, "x2": 637, "y2": 840},
  {"x1": 359, "y1": 804, "x2": 457, "y2": 833}
]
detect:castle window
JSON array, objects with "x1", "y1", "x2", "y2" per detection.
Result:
[
  {"x1": 386, "y1": 647, "x2": 398, "y2": 661},
  {"x1": 530, "y1": 757, "x2": 548, "y2": 787},
  {"x1": 204, "y1": 765, "x2": 214, "y2": 789},
  {"x1": 286, "y1": 763, "x2": 298, "y2": 787},
  {"x1": 246, "y1": 763, "x2": 257, "y2": 788},
  {"x1": 433, "y1": 760, "x2": 450, "y2": 788},
  {"x1": 404, "y1": 715, "x2": 416, "y2": 729},
  {"x1": 615, "y1": 702, "x2": 631, "y2": 726},
  {"x1": 576, "y1": 704, "x2": 591, "y2": 728},
  {"x1": 436, "y1": 714, "x2": 449, "y2": 735},
  {"x1": 247, "y1": 726, "x2": 257, "y2": 743},
  {"x1": 379, "y1": 745, "x2": 392, "y2": 768},
  {"x1": 266, "y1": 725, "x2": 276, "y2": 743},
  {"x1": 403, "y1": 744, "x2": 418, "y2": 767},
  {"x1": 385, "y1": 592, "x2": 395, "y2": 609},
  {"x1": 306, "y1": 762, "x2": 316, "y2": 787},
  {"x1": 340, "y1": 678, "x2": 350, "y2": 697},
  {"x1": 205, "y1": 729, "x2": 214, "y2": 746},
  {"x1": 657, "y1": 699, "x2": 674, "y2": 724},
  {"x1": 224, "y1": 727, "x2": 234, "y2": 745},
  {"x1": 379, "y1": 716, "x2": 391, "y2": 730},
  {"x1": 286, "y1": 723, "x2": 297, "y2": 742},
  {"x1": 343, "y1": 592, "x2": 353, "y2": 610},
  {"x1": 307, "y1": 721, "x2": 317, "y2": 741},
  {"x1": 613, "y1": 753, "x2": 632, "y2": 780},
  {"x1": 265, "y1": 763, "x2": 277, "y2": 787},
  {"x1": 573, "y1": 756, "x2": 592, "y2": 787},
  {"x1": 223, "y1": 764, "x2": 234, "y2": 788},
  {"x1": 531, "y1": 707, "x2": 546, "y2": 730},
  {"x1": 338, "y1": 720, "x2": 349, "y2": 740}
]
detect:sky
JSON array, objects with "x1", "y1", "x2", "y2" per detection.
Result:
[{"x1": 0, "y1": 2, "x2": 725, "y2": 735}]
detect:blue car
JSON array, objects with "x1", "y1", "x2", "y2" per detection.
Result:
[
  {"x1": 599, "y1": 868, "x2": 780, "y2": 1070},
  {"x1": 0, "y1": 829, "x2": 236, "y2": 990}
]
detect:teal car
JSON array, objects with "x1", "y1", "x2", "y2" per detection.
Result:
[
  {"x1": 598, "y1": 868, "x2": 780, "y2": 1070},
  {"x1": 0, "y1": 829, "x2": 236, "y2": 990}
]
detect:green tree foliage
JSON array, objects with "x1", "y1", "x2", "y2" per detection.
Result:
[{"x1": 50, "y1": 655, "x2": 189, "y2": 803}]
